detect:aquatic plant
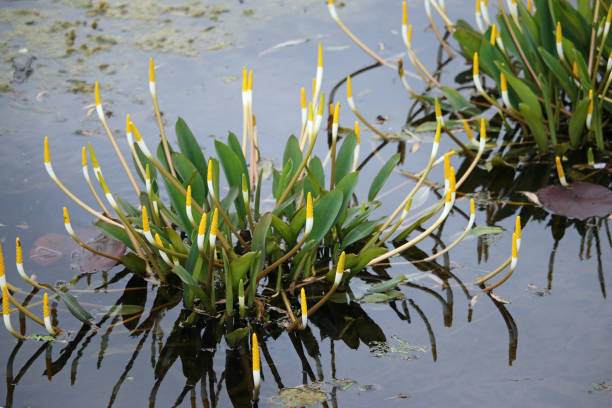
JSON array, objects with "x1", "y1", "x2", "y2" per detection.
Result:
[
  {"x1": 2, "y1": 10, "x2": 524, "y2": 344},
  {"x1": 329, "y1": 0, "x2": 611, "y2": 155}
]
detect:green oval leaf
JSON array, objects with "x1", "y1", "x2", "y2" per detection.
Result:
[
  {"x1": 368, "y1": 153, "x2": 400, "y2": 201},
  {"x1": 308, "y1": 191, "x2": 343, "y2": 243}
]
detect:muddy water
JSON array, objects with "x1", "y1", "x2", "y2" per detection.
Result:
[{"x1": 0, "y1": 1, "x2": 611, "y2": 407}]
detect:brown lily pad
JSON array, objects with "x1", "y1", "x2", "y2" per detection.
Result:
[
  {"x1": 535, "y1": 182, "x2": 612, "y2": 220},
  {"x1": 71, "y1": 233, "x2": 126, "y2": 273},
  {"x1": 30, "y1": 233, "x2": 76, "y2": 266}
]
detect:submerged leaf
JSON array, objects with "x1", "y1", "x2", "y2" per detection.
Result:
[
  {"x1": 276, "y1": 387, "x2": 327, "y2": 407},
  {"x1": 30, "y1": 233, "x2": 74, "y2": 265},
  {"x1": 71, "y1": 233, "x2": 126, "y2": 273},
  {"x1": 469, "y1": 226, "x2": 504, "y2": 236},
  {"x1": 535, "y1": 182, "x2": 612, "y2": 219}
]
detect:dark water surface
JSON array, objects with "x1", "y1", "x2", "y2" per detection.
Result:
[{"x1": 1, "y1": 1, "x2": 611, "y2": 407}]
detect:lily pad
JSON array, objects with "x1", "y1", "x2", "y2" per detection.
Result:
[
  {"x1": 535, "y1": 182, "x2": 612, "y2": 220},
  {"x1": 30, "y1": 233, "x2": 75, "y2": 265}
]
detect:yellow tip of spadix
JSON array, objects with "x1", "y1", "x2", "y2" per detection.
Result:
[
  {"x1": 512, "y1": 233, "x2": 518, "y2": 258},
  {"x1": 2, "y1": 285, "x2": 9, "y2": 316},
  {"x1": 210, "y1": 208, "x2": 219, "y2": 236},
  {"x1": 198, "y1": 212, "x2": 207, "y2": 236},
  {"x1": 252, "y1": 333, "x2": 260, "y2": 371},
  {"x1": 515, "y1": 215, "x2": 521, "y2": 238},
  {"x1": 81, "y1": 147, "x2": 87, "y2": 167},
  {"x1": 130, "y1": 121, "x2": 143, "y2": 142},
  {"x1": 588, "y1": 89, "x2": 594, "y2": 114},
  {"x1": 154, "y1": 233, "x2": 163, "y2": 247},
  {"x1": 473, "y1": 52, "x2": 479, "y2": 76},
  {"x1": 15, "y1": 237, "x2": 23, "y2": 266},
  {"x1": 444, "y1": 152, "x2": 451, "y2": 180},
  {"x1": 407, "y1": 24, "x2": 413, "y2": 43},
  {"x1": 556, "y1": 22, "x2": 562, "y2": 44},
  {"x1": 247, "y1": 70, "x2": 253, "y2": 91},
  {"x1": 462, "y1": 119, "x2": 474, "y2": 142},
  {"x1": 336, "y1": 251, "x2": 346, "y2": 275},
  {"x1": 355, "y1": 121, "x2": 360, "y2": 144},
  {"x1": 301, "y1": 87, "x2": 306, "y2": 109},
  {"x1": 572, "y1": 61, "x2": 579, "y2": 77},
  {"x1": 490, "y1": 24, "x2": 497, "y2": 46},
  {"x1": 470, "y1": 198, "x2": 475, "y2": 214},
  {"x1": 333, "y1": 102, "x2": 340, "y2": 125},
  {"x1": 88, "y1": 142, "x2": 100, "y2": 169},
  {"x1": 308, "y1": 103, "x2": 313, "y2": 122},
  {"x1": 43, "y1": 292, "x2": 50, "y2": 318},
  {"x1": 445, "y1": 189, "x2": 452, "y2": 203},
  {"x1": 434, "y1": 120, "x2": 441, "y2": 143},
  {"x1": 63, "y1": 207, "x2": 70, "y2": 225},
  {"x1": 500, "y1": 72, "x2": 507, "y2": 92},
  {"x1": 476, "y1": 0, "x2": 481, "y2": 12},
  {"x1": 44, "y1": 136, "x2": 50, "y2": 164},
  {"x1": 301, "y1": 287, "x2": 307, "y2": 317},
  {"x1": 346, "y1": 75, "x2": 352, "y2": 99},
  {"x1": 435, "y1": 98, "x2": 442, "y2": 118},
  {"x1": 317, "y1": 43, "x2": 323, "y2": 68},
  {"x1": 555, "y1": 156, "x2": 565, "y2": 181},
  {"x1": 149, "y1": 58, "x2": 155, "y2": 83},
  {"x1": 94, "y1": 81, "x2": 101, "y2": 106},
  {"x1": 306, "y1": 192, "x2": 313, "y2": 220},
  {"x1": 480, "y1": 118, "x2": 486, "y2": 141},
  {"x1": 402, "y1": 2, "x2": 407, "y2": 25},
  {"x1": 242, "y1": 67, "x2": 247, "y2": 92},
  {"x1": 318, "y1": 93, "x2": 325, "y2": 116},
  {"x1": 126, "y1": 114, "x2": 131, "y2": 135},
  {"x1": 449, "y1": 167, "x2": 456, "y2": 193},
  {"x1": 186, "y1": 185, "x2": 192, "y2": 207},
  {"x1": 207, "y1": 159, "x2": 213, "y2": 182},
  {"x1": 142, "y1": 205, "x2": 150, "y2": 232}
]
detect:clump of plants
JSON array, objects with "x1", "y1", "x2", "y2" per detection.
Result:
[{"x1": 2, "y1": 8, "x2": 528, "y2": 346}]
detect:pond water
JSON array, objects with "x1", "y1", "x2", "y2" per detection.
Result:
[{"x1": 1, "y1": 1, "x2": 611, "y2": 407}]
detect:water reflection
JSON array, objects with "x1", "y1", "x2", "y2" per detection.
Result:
[{"x1": 4, "y1": 251, "x2": 522, "y2": 407}]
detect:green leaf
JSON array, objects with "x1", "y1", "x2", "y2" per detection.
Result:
[
  {"x1": 539, "y1": 47, "x2": 576, "y2": 99},
  {"x1": 222, "y1": 249, "x2": 233, "y2": 315},
  {"x1": 453, "y1": 20, "x2": 482, "y2": 59},
  {"x1": 304, "y1": 156, "x2": 324, "y2": 197},
  {"x1": 308, "y1": 191, "x2": 343, "y2": 243},
  {"x1": 172, "y1": 265, "x2": 208, "y2": 303},
  {"x1": 283, "y1": 135, "x2": 302, "y2": 180},
  {"x1": 271, "y1": 214, "x2": 295, "y2": 245},
  {"x1": 227, "y1": 132, "x2": 249, "y2": 183},
  {"x1": 172, "y1": 152, "x2": 207, "y2": 206},
  {"x1": 440, "y1": 87, "x2": 480, "y2": 115},
  {"x1": 534, "y1": 0, "x2": 555, "y2": 54},
  {"x1": 498, "y1": 65, "x2": 543, "y2": 119},
  {"x1": 341, "y1": 219, "x2": 380, "y2": 249},
  {"x1": 332, "y1": 172, "x2": 358, "y2": 228},
  {"x1": 95, "y1": 221, "x2": 134, "y2": 251},
  {"x1": 360, "y1": 291, "x2": 404, "y2": 303},
  {"x1": 519, "y1": 102, "x2": 548, "y2": 152},
  {"x1": 119, "y1": 253, "x2": 146, "y2": 274},
  {"x1": 368, "y1": 153, "x2": 400, "y2": 201},
  {"x1": 230, "y1": 252, "x2": 257, "y2": 290},
  {"x1": 215, "y1": 140, "x2": 247, "y2": 219},
  {"x1": 175, "y1": 118, "x2": 207, "y2": 183},
  {"x1": 116, "y1": 195, "x2": 138, "y2": 218},
  {"x1": 159, "y1": 173, "x2": 190, "y2": 235},
  {"x1": 347, "y1": 247, "x2": 386, "y2": 279},
  {"x1": 334, "y1": 133, "x2": 357, "y2": 185},
  {"x1": 367, "y1": 274, "x2": 406, "y2": 293},
  {"x1": 56, "y1": 291, "x2": 93, "y2": 324},
  {"x1": 252, "y1": 213, "x2": 272, "y2": 283}
]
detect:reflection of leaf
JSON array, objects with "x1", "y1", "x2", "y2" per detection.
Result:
[
  {"x1": 276, "y1": 387, "x2": 327, "y2": 407},
  {"x1": 468, "y1": 226, "x2": 505, "y2": 236},
  {"x1": 360, "y1": 290, "x2": 404, "y2": 303},
  {"x1": 224, "y1": 327, "x2": 249, "y2": 348},
  {"x1": 535, "y1": 182, "x2": 612, "y2": 220},
  {"x1": 103, "y1": 304, "x2": 144, "y2": 316}
]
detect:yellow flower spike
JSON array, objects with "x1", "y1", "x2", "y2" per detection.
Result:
[
  {"x1": 490, "y1": 24, "x2": 497, "y2": 46},
  {"x1": 242, "y1": 67, "x2": 247, "y2": 93},
  {"x1": 500, "y1": 72, "x2": 511, "y2": 108},
  {"x1": 435, "y1": 98, "x2": 443, "y2": 125},
  {"x1": 511, "y1": 232, "x2": 518, "y2": 259},
  {"x1": 572, "y1": 61, "x2": 579, "y2": 78},
  {"x1": 317, "y1": 42, "x2": 323, "y2": 68},
  {"x1": 480, "y1": 118, "x2": 487, "y2": 141},
  {"x1": 402, "y1": 2, "x2": 407, "y2": 26},
  {"x1": 145, "y1": 163, "x2": 151, "y2": 193},
  {"x1": 15, "y1": 237, "x2": 22, "y2": 267},
  {"x1": 142, "y1": 205, "x2": 154, "y2": 243},
  {"x1": 43, "y1": 292, "x2": 55, "y2": 335},
  {"x1": 515, "y1": 215, "x2": 521, "y2": 239},
  {"x1": 317, "y1": 93, "x2": 325, "y2": 117},
  {"x1": 527, "y1": 0, "x2": 532, "y2": 13},
  {"x1": 476, "y1": 0, "x2": 480, "y2": 12},
  {"x1": 125, "y1": 113, "x2": 132, "y2": 139},
  {"x1": 346, "y1": 75, "x2": 352, "y2": 99},
  {"x1": 586, "y1": 89, "x2": 594, "y2": 130},
  {"x1": 434, "y1": 120, "x2": 441, "y2": 144},
  {"x1": 556, "y1": 22, "x2": 564, "y2": 60},
  {"x1": 44, "y1": 136, "x2": 50, "y2": 164},
  {"x1": 462, "y1": 119, "x2": 474, "y2": 142},
  {"x1": 311, "y1": 77, "x2": 316, "y2": 100},
  {"x1": 449, "y1": 166, "x2": 456, "y2": 195},
  {"x1": 300, "y1": 287, "x2": 308, "y2": 329},
  {"x1": 470, "y1": 198, "x2": 475, "y2": 215},
  {"x1": 207, "y1": 159, "x2": 215, "y2": 198},
  {"x1": 209, "y1": 208, "x2": 219, "y2": 249},
  {"x1": 81, "y1": 146, "x2": 87, "y2": 168},
  {"x1": 252, "y1": 332, "x2": 260, "y2": 393},
  {"x1": 407, "y1": 24, "x2": 412, "y2": 43},
  {"x1": 555, "y1": 156, "x2": 569, "y2": 187},
  {"x1": 98, "y1": 174, "x2": 118, "y2": 210},
  {"x1": 444, "y1": 152, "x2": 451, "y2": 182},
  {"x1": 333, "y1": 251, "x2": 346, "y2": 287},
  {"x1": 186, "y1": 185, "x2": 192, "y2": 207},
  {"x1": 63, "y1": 206, "x2": 71, "y2": 227},
  {"x1": 300, "y1": 87, "x2": 306, "y2": 109},
  {"x1": 0, "y1": 241, "x2": 5, "y2": 287},
  {"x1": 2, "y1": 285, "x2": 8, "y2": 315},
  {"x1": 149, "y1": 58, "x2": 155, "y2": 83},
  {"x1": 154, "y1": 233, "x2": 171, "y2": 265},
  {"x1": 473, "y1": 52, "x2": 479, "y2": 76},
  {"x1": 445, "y1": 188, "x2": 452, "y2": 203},
  {"x1": 333, "y1": 102, "x2": 340, "y2": 125},
  {"x1": 354, "y1": 121, "x2": 360, "y2": 145},
  {"x1": 94, "y1": 81, "x2": 101, "y2": 107},
  {"x1": 197, "y1": 212, "x2": 207, "y2": 252},
  {"x1": 305, "y1": 192, "x2": 314, "y2": 235},
  {"x1": 247, "y1": 70, "x2": 253, "y2": 92}
]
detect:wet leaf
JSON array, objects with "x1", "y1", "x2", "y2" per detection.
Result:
[
  {"x1": 56, "y1": 291, "x2": 93, "y2": 324},
  {"x1": 224, "y1": 327, "x2": 249, "y2": 348},
  {"x1": 70, "y1": 233, "x2": 126, "y2": 273},
  {"x1": 360, "y1": 290, "x2": 404, "y2": 303},
  {"x1": 535, "y1": 182, "x2": 612, "y2": 219},
  {"x1": 103, "y1": 304, "x2": 144, "y2": 316}
]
